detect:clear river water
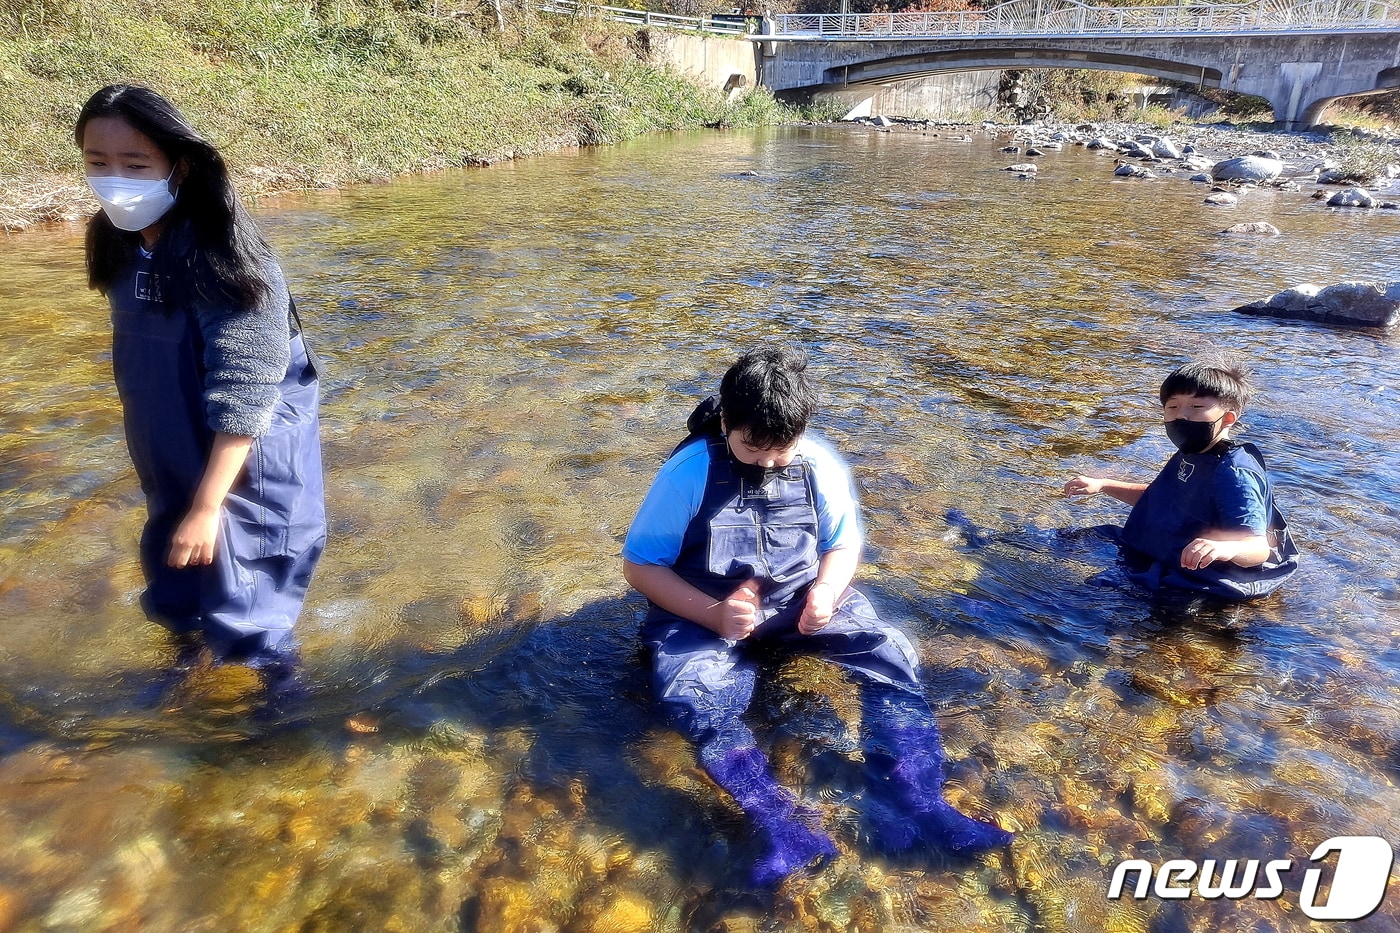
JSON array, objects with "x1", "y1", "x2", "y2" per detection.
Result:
[{"x1": 1, "y1": 123, "x2": 1398, "y2": 932}]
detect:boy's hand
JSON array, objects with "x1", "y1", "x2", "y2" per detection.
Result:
[
  {"x1": 715, "y1": 580, "x2": 762, "y2": 640},
  {"x1": 1063, "y1": 475, "x2": 1104, "y2": 497},
  {"x1": 799, "y1": 581, "x2": 836, "y2": 635},
  {"x1": 1180, "y1": 536, "x2": 1238, "y2": 570}
]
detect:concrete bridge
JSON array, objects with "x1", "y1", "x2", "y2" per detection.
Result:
[{"x1": 753, "y1": 0, "x2": 1400, "y2": 128}]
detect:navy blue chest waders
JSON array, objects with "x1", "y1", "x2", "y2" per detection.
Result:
[
  {"x1": 1121, "y1": 443, "x2": 1299, "y2": 600},
  {"x1": 638, "y1": 433, "x2": 1008, "y2": 882},
  {"x1": 110, "y1": 266, "x2": 326, "y2": 658}
]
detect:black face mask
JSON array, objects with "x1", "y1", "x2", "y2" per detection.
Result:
[
  {"x1": 731, "y1": 458, "x2": 787, "y2": 487},
  {"x1": 1164, "y1": 416, "x2": 1223, "y2": 454},
  {"x1": 725, "y1": 435, "x2": 788, "y2": 487}
]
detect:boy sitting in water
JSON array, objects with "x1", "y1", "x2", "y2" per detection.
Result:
[
  {"x1": 1064, "y1": 360, "x2": 1299, "y2": 600},
  {"x1": 622, "y1": 345, "x2": 1010, "y2": 889}
]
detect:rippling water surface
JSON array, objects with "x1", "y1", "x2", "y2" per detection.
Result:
[{"x1": 2, "y1": 124, "x2": 1399, "y2": 931}]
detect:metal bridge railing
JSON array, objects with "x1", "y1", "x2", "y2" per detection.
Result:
[
  {"x1": 538, "y1": 0, "x2": 752, "y2": 35},
  {"x1": 767, "y1": 0, "x2": 1400, "y2": 38}
]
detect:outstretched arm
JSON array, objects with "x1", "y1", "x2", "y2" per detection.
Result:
[
  {"x1": 1063, "y1": 475, "x2": 1148, "y2": 506},
  {"x1": 623, "y1": 560, "x2": 761, "y2": 640}
]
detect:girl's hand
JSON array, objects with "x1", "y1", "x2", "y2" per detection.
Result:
[
  {"x1": 799, "y1": 581, "x2": 836, "y2": 635},
  {"x1": 168, "y1": 505, "x2": 221, "y2": 568}
]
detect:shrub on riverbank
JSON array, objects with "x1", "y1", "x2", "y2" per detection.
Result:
[
  {"x1": 0, "y1": 0, "x2": 801, "y2": 229},
  {"x1": 1329, "y1": 131, "x2": 1400, "y2": 184}
]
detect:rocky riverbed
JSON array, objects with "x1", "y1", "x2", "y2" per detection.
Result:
[
  {"x1": 849, "y1": 115, "x2": 1400, "y2": 327},
  {"x1": 854, "y1": 114, "x2": 1400, "y2": 201}
]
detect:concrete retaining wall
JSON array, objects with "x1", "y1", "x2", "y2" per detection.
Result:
[
  {"x1": 814, "y1": 71, "x2": 1001, "y2": 120},
  {"x1": 645, "y1": 31, "x2": 757, "y2": 94}
]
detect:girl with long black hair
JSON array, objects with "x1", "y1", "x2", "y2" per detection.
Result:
[{"x1": 76, "y1": 84, "x2": 326, "y2": 675}]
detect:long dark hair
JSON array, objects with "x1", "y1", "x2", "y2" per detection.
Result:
[{"x1": 76, "y1": 84, "x2": 273, "y2": 310}]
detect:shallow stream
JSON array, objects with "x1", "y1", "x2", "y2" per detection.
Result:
[{"x1": 1, "y1": 123, "x2": 1398, "y2": 931}]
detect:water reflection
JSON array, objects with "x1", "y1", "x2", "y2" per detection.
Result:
[{"x1": 2, "y1": 124, "x2": 1399, "y2": 930}]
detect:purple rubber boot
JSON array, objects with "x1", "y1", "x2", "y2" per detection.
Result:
[
  {"x1": 705, "y1": 745, "x2": 837, "y2": 888},
  {"x1": 862, "y1": 685, "x2": 1011, "y2": 856}
]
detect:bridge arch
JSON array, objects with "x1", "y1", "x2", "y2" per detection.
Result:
[{"x1": 823, "y1": 47, "x2": 1224, "y2": 91}]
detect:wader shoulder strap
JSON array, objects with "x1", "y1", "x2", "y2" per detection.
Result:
[
  {"x1": 1237, "y1": 442, "x2": 1268, "y2": 471},
  {"x1": 668, "y1": 395, "x2": 723, "y2": 460},
  {"x1": 288, "y1": 297, "x2": 324, "y2": 377}
]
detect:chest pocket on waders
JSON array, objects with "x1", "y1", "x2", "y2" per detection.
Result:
[{"x1": 706, "y1": 465, "x2": 820, "y2": 597}]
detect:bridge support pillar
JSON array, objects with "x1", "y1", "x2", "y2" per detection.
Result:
[{"x1": 1270, "y1": 61, "x2": 1325, "y2": 130}]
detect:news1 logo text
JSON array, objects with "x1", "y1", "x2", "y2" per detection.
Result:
[{"x1": 1108, "y1": 836, "x2": 1395, "y2": 921}]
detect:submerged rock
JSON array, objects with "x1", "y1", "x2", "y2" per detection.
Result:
[
  {"x1": 1234, "y1": 281, "x2": 1400, "y2": 327},
  {"x1": 1221, "y1": 222, "x2": 1280, "y2": 235},
  {"x1": 1114, "y1": 163, "x2": 1153, "y2": 178},
  {"x1": 1204, "y1": 192, "x2": 1238, "y2": 206}
]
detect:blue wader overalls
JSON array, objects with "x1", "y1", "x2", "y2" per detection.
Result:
[
  {"x1": 1121, "y1": 442, "x2": 1299, "y2": 600},
  {"x1": 639, "y1": 430, "x2": 1009, "y2": 883},
  {"x1": 109, "y1": 259, "x2": 327, "y2": 658}
]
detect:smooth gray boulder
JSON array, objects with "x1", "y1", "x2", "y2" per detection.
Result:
[
  {"x1": 1328, "y1": 187, "x2": 1375, "y2": 207},
  {"x1": 1234, "y1": 281, "x2": 1400, "y2": 327},
  {"x1": 1004, "y1": 163, "x2": 1038, "y2": 173},
  {"x1": 1151, "y1": 137, "x2": 1182, "y2": 159},
  {"x1": 1204, "y1": 192, "x2": 1238, "y2": 205},
  {"x1": 1211, "y1": 155, "x2": 1284, "y2": 183}
]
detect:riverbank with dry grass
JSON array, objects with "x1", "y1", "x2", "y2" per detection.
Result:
[{"x1": 5, "y1": 0, "x2": 1396, "y2": 232}]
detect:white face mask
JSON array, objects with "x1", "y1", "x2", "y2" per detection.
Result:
[{"x1": 86, "y1": 172, "x2": 177, "y2": 232}]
